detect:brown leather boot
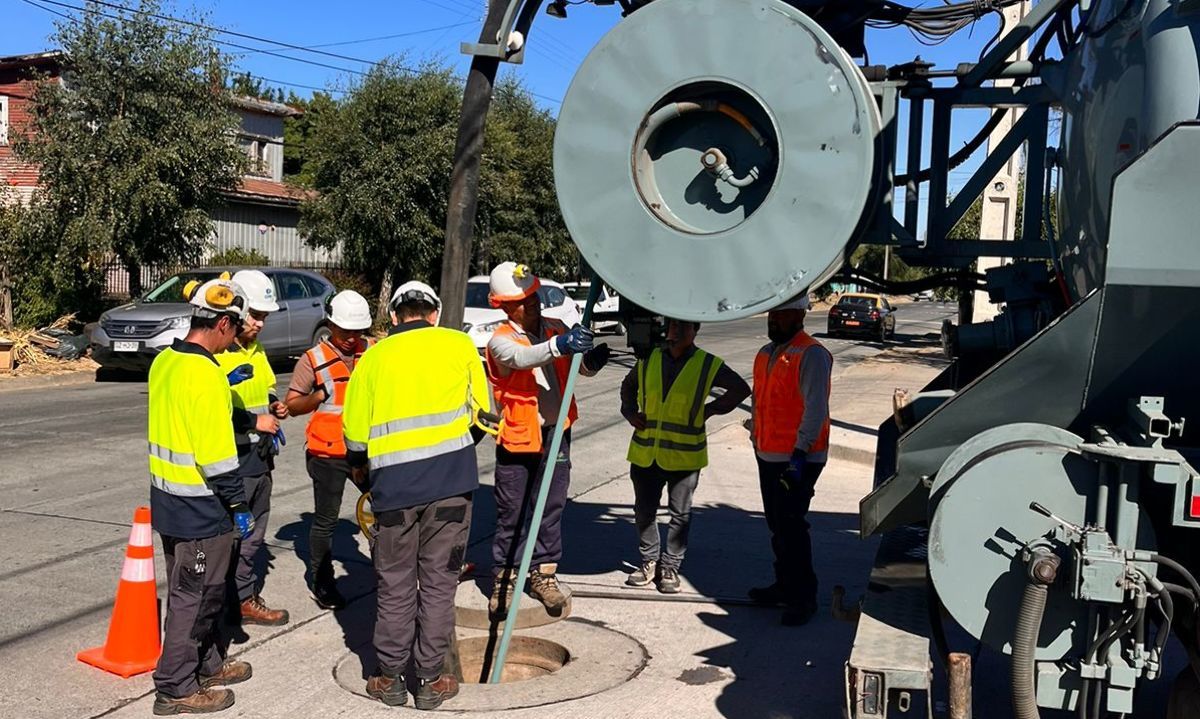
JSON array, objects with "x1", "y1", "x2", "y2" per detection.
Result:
[
  {"x1": 152, "y1": 687, "x2": 235, "y2": 715},
  {"x1": 200, "y1": 660, "x2": 253, "y2": 688},
  {"x1": 528, "y1": 563, "x2": 567, "y2": 611},
  {"x1": 414, "y1": 674, "x2": 460, "y2": 710},
  {"x1": 366, "y1": 672, "x2": 407, "y2": 706},
  {"x1": 488, "y1": 569, "x2": 516, "y2": 618},
  {"x1": 240, "y1": 595, "x2": 289, "y2": 626}
]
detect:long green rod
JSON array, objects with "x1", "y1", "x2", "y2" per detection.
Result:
[{"x1": 488, "y1": 274, "x2": 603, "y2": 683}]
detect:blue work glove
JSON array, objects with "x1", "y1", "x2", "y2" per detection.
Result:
[
  {"x1": 583, "y1": 343, "x2": 611, "y2": 372},
  {"x1": 780, "y1": 450, "x2": 807, "y2": 491},
  {"x1": 554, "y1": 325, "x2": 595, "y2": 355},
  {"x1": 226, "y1": 363, "x2": 254, "y2": 386},
  {"x1": 270, "y1": 425, "x2": 286, "y2": 454},
  {"x1": 232, "y1": 505, "x2": 255, "y2": 540}
]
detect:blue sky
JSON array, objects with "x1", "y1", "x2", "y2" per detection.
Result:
[{"x1": 6, "y1": 0, "x2": 1010, "y2": 193}]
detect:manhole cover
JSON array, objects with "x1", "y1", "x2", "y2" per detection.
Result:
[{"x1": 335, "y1": 619, "x2": 647, "y2": 711}]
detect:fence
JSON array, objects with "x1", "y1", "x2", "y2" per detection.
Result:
[{"x1": 101, "y1": 257, "x2": 351, "y2": 300}]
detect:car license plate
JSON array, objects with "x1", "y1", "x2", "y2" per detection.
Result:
[
  {"x1": 113, "y1": 341, "x2": 139, "y2": 353},
  {"x1": 845, "y1": 320, "x2": 860, "y2": 326}
]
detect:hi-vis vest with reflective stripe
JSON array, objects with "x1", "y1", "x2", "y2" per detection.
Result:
[
  {"x1": 485, "y1": 322, "x2": 577, "y2": 454},
  {"x1": 627, "y1": 348, "x2": 722, "y2": 471},
  {"x1": 304, "y1": 339, "x2": 371, "y2": 458},
  {"x1": 147, "y1": 347, "x2": 240, "y2": 498},
  {"x1": 342, "y1": 326, "x2": 490, "y2": 472},
  {"x1": 752, "y1": 332, "x2": 831, "y2": 455},
  {"x1": 215, "y1": 340, "x2": 276, "y2": 446}
]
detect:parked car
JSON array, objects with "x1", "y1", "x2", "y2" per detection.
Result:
[
  {"x1": 827, "y1": 292, "x2": 897, "y2": 342},
  {"x1": 562, "y1": 281, "x2": 624, "y2": 334},
  {"x1": 911, "y1": 290, "x2": 935, "y2": 302},
  {"x1": 462, "y1": 276, "x2": 584, "y2": 352},
  {"x1": 90, "y1": 266, "x2": 335, "y2": 370}
]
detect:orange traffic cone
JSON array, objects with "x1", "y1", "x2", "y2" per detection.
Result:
[{"x1": 77, "y1": 506, "x2": 161, "y2": 677}]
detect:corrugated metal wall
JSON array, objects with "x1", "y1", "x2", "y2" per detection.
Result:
[{"x1": 210, "y1": 201, "x2": 341, "y2": 266}]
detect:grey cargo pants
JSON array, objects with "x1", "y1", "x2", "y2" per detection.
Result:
[
  {"x1": 373, "y1": 493, "x2": 472, "y2": 679},
  {"x1": 234, "y1": 473, "x2": 272, "y2": 601},
  {"x1": 153, "y1": 531, "x2": 237, "y2": 698}
]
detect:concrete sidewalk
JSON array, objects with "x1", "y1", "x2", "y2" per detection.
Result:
[{"x1": 79, "y1": 344, "x2": 947, "y2": 719}]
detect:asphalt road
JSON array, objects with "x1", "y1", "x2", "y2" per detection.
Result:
[{"x1": 0, "y1": 301, "x2": 955, "y2": 717}]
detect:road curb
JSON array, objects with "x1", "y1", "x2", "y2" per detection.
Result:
[
  {"x1": 0, "y1": 370, "x2": 96, "y2": 393},
  {"x1": 829, "y1": 442, "x2": 875, "y2": 467}
]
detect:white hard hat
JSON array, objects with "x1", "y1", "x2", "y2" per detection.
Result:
[
  {"x1": 488, "y1": 261, "x2": 540, "y2": 307},
  {"x1": 327, "y1": 290, "x2": 373, "y2": 331},
  {"x1": 184, "y1": 278, "x2": 249, "y2": 322},
  {"x1": 774, "y1": 293, "x2": 812, "y2": 311},
  {"x1": 231, "y1": 269, "x2": 280, "y2": 313},
  {"x1": 390, "y1": 280, "x2": 441, "y2": 311}
]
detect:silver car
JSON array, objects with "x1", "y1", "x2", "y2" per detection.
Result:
[{"x1": 90, "y1": 266, "x2": 335, "y2": 370}]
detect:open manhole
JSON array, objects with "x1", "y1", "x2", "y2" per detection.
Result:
[
  {"x1": 458, "y1": 636, "x2": 570, "y2": 683},
  {"x1": 335, "y1": 619, "x2": 647, "y2": 711}
]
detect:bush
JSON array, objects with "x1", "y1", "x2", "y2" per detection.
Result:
[
  {"x1": 321, "y1": 268, "x2": 374, "y2": 297},
  {"x1": 209, "y1": 247, "x2": 270, "y2": 266}
]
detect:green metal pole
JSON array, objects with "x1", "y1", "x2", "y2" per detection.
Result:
[{"x1": 488, "y1": 274, "x2": 603, "y2": 684}]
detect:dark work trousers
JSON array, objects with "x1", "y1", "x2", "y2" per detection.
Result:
[
  {"x1": 306, "y1": 453, "x2": 354, "y2": 587},
  {"x1": 154, "y1": 531, "x2": 237, "y2": 698},
  {"x1": 756, "y1": 457, "x2": 826, "y2": 603},
  {"x1": 373, "y1": 494, "x2": 472, "y2": 679},
  {"x1": 630, "y1": 464, "x2": 700, "y2": 570},
  {"x1": 492, "y1": 429, "x2": 571, "y2": 574},
  {"x1": 234, "y1": 473, "x2": 272, "y2": 601}
]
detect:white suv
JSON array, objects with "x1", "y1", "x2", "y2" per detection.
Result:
[
  {"x1": 562, "y1": 281, "x2": 624, "y2": 334},
  {"x1": 462, "y1": 276, "x2": 584, "y2": 352}
]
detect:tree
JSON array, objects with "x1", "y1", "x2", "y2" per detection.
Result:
[
  {"x1": 15, "y1": 0, "x2": 245, "y2": 316},
  {"x1": 299, "y1": 61, "x2": 574, "y2": 310},
  {"x1": 282, "y1": 90, "x2": 336, "y2": 185}
]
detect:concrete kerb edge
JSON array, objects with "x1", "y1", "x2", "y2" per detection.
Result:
[{"x1": 0, "y1": 369, "x2": 95, "y2": 392}]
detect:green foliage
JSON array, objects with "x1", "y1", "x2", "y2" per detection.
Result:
[
  {"x1": 282, "y1": 90, "x2": 336, "y2": 185},
  {"x1": 321, "y1": 268, "x2": 373, "y2": 297},
  {"x1": 209, "y1": 247, "x2": 270, "y2": 266},
  {"x1": 229, "y1": 71, "x2": 286, "y2": 103},
  {"x1": 13, "y1": 0, "x2": 245, "y2": 323},
  {"x1": 298, "y1": 62, "x2": 574, "y2": 295}
]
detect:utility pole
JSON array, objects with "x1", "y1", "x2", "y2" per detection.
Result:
[
  {"x1": 970, "y1": 0, "x2": 1031, "y2": 323},
  {"x1": 439, "y1": 0, "x2": 507, "y2": 331}
]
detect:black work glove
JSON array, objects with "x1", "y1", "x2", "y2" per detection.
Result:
[{"x1": 583, "y1": 343, "x2": 611, "y2": 372}]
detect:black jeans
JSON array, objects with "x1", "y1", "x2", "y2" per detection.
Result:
[
  {"x1": 756, "y1": 456, "x2": 825, "y2": 603},
  {"x1": 492, "y1": 430, "x2": 571, "y2": 573},
  {"x1": 306, "y1": 453, "x2": 354, "y2": 586}
]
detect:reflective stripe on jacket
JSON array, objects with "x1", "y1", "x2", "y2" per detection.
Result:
[
  {"x1": 627, "y1": 348, "x2": 722, "y2": 471},
  {"x1": 752, "y1": 332, "x2": 831, "y2": 455},
  {"x1": 342, "y1": 326, "x2": 490, "y2": 512},
  {"x1": 303, "y1": 339, "x2": 371, "y2": 458},
  {"x1": 485, "y1": 322, "x2": 577, "y2": 454},
  {"x1": 215, "y1": 339, "x2": 276, "y2": 445},
  {"x1": 147, "y1": 348, "x2": 240, "y2": 498}
]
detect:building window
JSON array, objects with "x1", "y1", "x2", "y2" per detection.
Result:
[
  {"x1": 0, "y1": 96, "x2": 9, "y2": 146},
  {"x1": 237, "y1": 135, "x2": 271, "y2": 177}
]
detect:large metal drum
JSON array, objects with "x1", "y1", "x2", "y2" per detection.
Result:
[{"x1": 554, "y1": 0, "x2": 882, "y2": 321}]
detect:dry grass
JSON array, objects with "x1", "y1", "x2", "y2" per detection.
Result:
[{"x1": 0, "y1": 314, "x2": 98, "y2": 377}]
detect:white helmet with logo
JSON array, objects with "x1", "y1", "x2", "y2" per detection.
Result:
[
  {"x1": 183, "y1": 278, "x2": 249, "y2": 322},
  {"x1": 231, "y1": 269, "x2": 280, "y2": 313},
  {"x1": 327, "y1": 290, "x2": 373, "y2": 331},
  {"x1": 488, "y1": 261, "x2": 540, "y2": 307}
]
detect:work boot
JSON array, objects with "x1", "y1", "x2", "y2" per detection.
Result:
[
  {"x1": 199, "y1": 660, "x2": 253, "y2": 688},
  {"x1": 152, "y1": 687, "x2": 235, "y2": 715},
  {"x1": 747, "y1": 582, "x2": 790, "y2": 607},
  {"x1": 240, "y1": 595, "x2": 289, "y2": 626},
  {"x1": 311, "y1": 581, "x2": 347, "y2": 611},
  {"x1": 489, "y1": 570, "x2": 516, "y2": 618},
  {"x1": 624, "y1": 559, "x2": 657, "y2": 587},
  {"x1": 413, "y1": 674, "x2": 460, "y2": 710},
  {"x1": 781, "y1": 599, "x2": 819, "y2": 627},
  {"x1": 657, "y1": 566, "x2": 681, "y2": 594},
  {"x1": 366, "y1": 672, "x2": 408, "y2": 707},
  {"x1": 528, "y1": 563, "x2": 568, "y2": 611}
]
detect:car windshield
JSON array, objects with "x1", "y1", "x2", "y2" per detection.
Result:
[
  {"x1": 564, "y1": 285, "x2": 590, "y2": 302},
  {"x1": 143, "y1": 271, "x2": 221, "y2": 304},
  {"x1": 465, "y1": 282, "x2": 492, "y2": 309},
  {"x1": 838, "y1": 296, "x2": 877, "y2": 308}
]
